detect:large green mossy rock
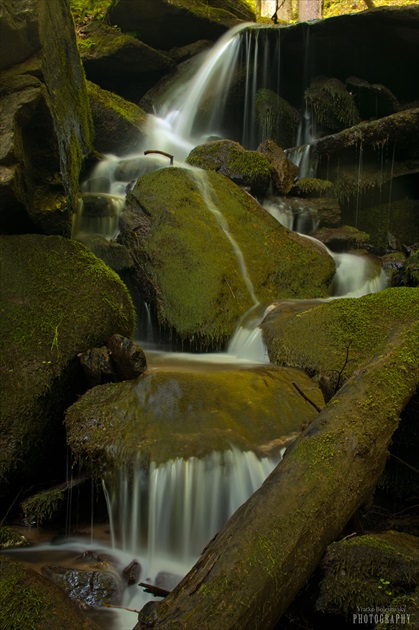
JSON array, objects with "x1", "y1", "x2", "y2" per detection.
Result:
[
  {"x1": 186, "y1": 139, "x2": 273, "y2": 196},
  {"x1": 87, "y1": 81, "x2": 147, "y2": 156},
  {"x1": 119, "y1": 167, "x2": 335, "y2": 349},
  {"x1": 66, "y1": 364, "x2": 324, "y2": 470},
  {"x1": 0, "y1": 234, "x2": 135, "y2": 500},
  {"x1": 0, "y1": 556, "x2": 100, "y2": 630},
  {"x1": 317, "y1": 531, "x2": 419, "y2": 622},
  {"x1": 261, "y1": 287, "x2": 419, "y2": 389}
]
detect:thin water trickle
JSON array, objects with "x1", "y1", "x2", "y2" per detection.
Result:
[{"x1": 190, "y1": 168, "x2": 259, "y2": 307}]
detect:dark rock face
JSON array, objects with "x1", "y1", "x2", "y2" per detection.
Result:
[
  {"x1": 0, "y1": 0, "x2": 40, "y2": 70},
  {"x1": 108, "y1": 334, "x2": 147, "y2": 381},
  {"x1": 0, "y1": 0, "x2": 93, "y2": 237},
  {"x1": 277, "y1": 6, "x2": 419, "y2": 108},
  {"x1": 107, "y1": 0, "x2": 245, "y2": 50},
  {"x1": 87, "y1": 81, "x2": 147, "y2": 156},
  {"x1": 78, "y1": 22, "x2": 175, "y2": 102}
]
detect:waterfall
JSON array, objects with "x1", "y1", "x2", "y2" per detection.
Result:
[
  {"x1": 103, "y1": 448, "x2": 282, "y2": 574},
  {"x1": 145, "y1": 23, "x2": 283, "y2": 158},
  {"x1": 331, "y1": 253, "x2": 387, "y2": 297}
]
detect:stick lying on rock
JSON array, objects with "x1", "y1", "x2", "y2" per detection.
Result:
[{"x1": 144, "y1": 150, "x2": 174, "y2": 165}]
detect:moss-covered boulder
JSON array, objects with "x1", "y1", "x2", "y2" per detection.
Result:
[
  {"x1": 87, "y1": 81, "x2": 147, "y2": 155},
  {"x1": 66, "y1": 363, "x2": 324, "y2": 470},
  {"x1": 313, "y1": 225, "x2": 371, "y2": 251},
  {"x1": 317, "y1": 531, "x2": 419, "y2": 622},
  {"x1": 305, "y1": 77, "x2": 360, "y2": 136},
  {"x1": 107, "y1": 0, "x2": 252, "y2": 50},
  {"x1": 261, "y1": 287, "x2": 419, "y2": 391},
  {"x1": 257, "y1": 139, "x2": 299, "y2": 194},
  {"x1": 186, "y1": 139, "x2": 273, "y2": 196},
  {"x1": 0, "y1": 234, "x2": 135, "y2": 500},
  {"x1": 255, "y1": 88, "x2": 301, "y2": 149},
  {"x1": 118, "y1": 167, "x2": 335, "y2": 348},
  {"x1": 0, "y1": 555, "x2": 100, "y2": 629},
  {"x1": 78, "y1": 22, "x2": 174, "y2": 102},
  {"x1": 0, "y1": 0, "x2": 93, "y2": 237}
]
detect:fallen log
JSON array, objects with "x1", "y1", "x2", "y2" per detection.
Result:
[{"x1": 135, "y1": 320, "x2": 419, "y2": 629}]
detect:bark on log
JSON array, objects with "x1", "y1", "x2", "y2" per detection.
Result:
[{"x1": 135, "y1": 320, "x2": 419, "y2": 629}]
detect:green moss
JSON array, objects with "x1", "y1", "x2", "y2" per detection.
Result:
[
  {"x1": 263, "y1": 287, "x2": 419, "y2": 387},
  {"x1": 0, "y1": 556, "x2": 99, "y2": 629},
  {"x1": 256, "y1": 88, "x2": 301, "y2": 148},
  {"x1": 294, "y1": 432, "x2": 340, "y2": 481},
  {"x1": 162, "y1": 0, "x2": 249, "y2": 22},
  {"x1": 305, "y1": 78, "x2": 360, "y2": 134},
  {"x1": 87, "y1": 81, "x2": 146, "y2": 127},
  {"x1": 66, "y1": 364, "x2": 324, "y2": 469},
  {"x1": 0, "y1": 527, "x2": 30, "y2": 549},
  {"x1": 186, "y1": 140, "x2": 273, "y2": 196},
  {"x1": 317, "y1": 531, "x2": 419, "y2": 619},
  {"x1": 21, "y1": 489, "x2": 64, "y2": 525},
  {"x1": 122, "y1": 167, "x2": 334, "y2": 347},
  {"x1": 366, "y1": 200, "x2": 419, "y2": 250},
  {"x1": 37, "y1": 1, "x2": 93, "y2": 224},
  {"x1": 291, "y1": 178, "x2": 334, "y2": 198},
  {"x1": 0, "y1": 234, "x2": 135, "y2": 498},
  {"x1": 0, "y1": 567, "x2": 49, "y2": 629}
]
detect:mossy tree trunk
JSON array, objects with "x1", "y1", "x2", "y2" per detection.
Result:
[{"x1": 135, "y1": 320, "x2": 419, "y2": 629}]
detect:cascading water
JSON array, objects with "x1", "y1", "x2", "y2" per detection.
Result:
[
  {"x1": 22, "y1": 22, "x2": 390, "y2": 630},
  {"x1": 103, "y1": 448, "x2": 281, "y2": 575}
]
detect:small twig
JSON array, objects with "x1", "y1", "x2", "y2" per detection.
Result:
[
  {"x1": 1, "y1": 487, "x2": 22, "y2": 526},
  {"x1": 339, "y1": 532, "x2": 357, "y2": 543},
  {"x1": 102, "y1": 602, "x2": 141, "y2": 614},
  {"x1": 225, "y1": 279, "x2": 236, "y2": 300},
  {"x1": 139, "y1": 582, "x2": 170, "y2": 598},
  {"x1": 144, "y1": 150, "x2": 174, "y2": 165},
  {"x1": 390, "y1": 454, "x2": 419, "y2": 475},
  {"x1": 335, "y1": 340, "x2": 352, "y2": 391},
  {"x1": 292, "y1": 381, "x2": 322, "y2": 413}
]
